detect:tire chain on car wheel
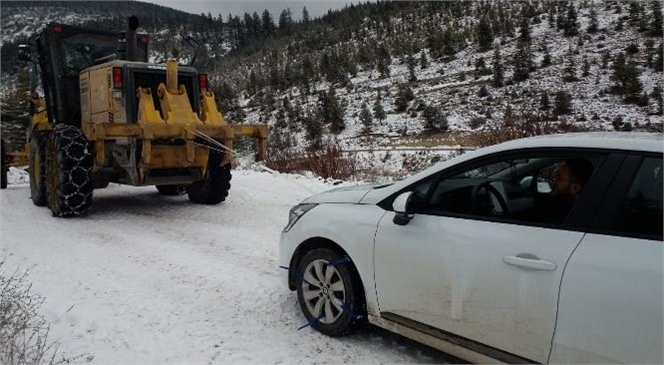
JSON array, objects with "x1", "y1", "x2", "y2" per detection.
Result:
[
  {"x1": 296, "y1": 248, "x2": 367, "y2": 336},
  {"x1": 187, "y1": 148, "x2": 232, "y2": 204},
  {"x1": 46, "y1": 124, "x2": 93, "y2": 217}
]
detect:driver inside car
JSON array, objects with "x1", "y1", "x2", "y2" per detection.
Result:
[
  {"x1": 552, "y1": 158, "x2": 594, "y2": 201},
  {"x1": 536, "y1": 158, "x2": 594, "y2": 223}
]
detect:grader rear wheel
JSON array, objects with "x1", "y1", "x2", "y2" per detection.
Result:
[
  {"x1": 46, "y1": 124, "x2": 94, "y2": 217},
  {"x1": 29, "y1": 131, "x2": 49, "y2": 205},
  {"x1": 1, "y1": 139, "x2": 7, "y2": 189}
]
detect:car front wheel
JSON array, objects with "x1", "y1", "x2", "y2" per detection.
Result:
[{"x1": 296, "y1": 248, "x2": 365, "y2": 336}]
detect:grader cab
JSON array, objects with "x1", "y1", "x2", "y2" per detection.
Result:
[{"x1": 1, "y1": 17, "x2": 267, "y2": 217}]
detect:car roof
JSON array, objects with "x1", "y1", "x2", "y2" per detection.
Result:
[{"x1": 492, "y1": 132, "x2": 663, "y2": 153}]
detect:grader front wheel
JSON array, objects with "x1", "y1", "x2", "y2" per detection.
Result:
[
  {"x1": 187, "y1": 150, "x2": 232, "y2": 205},
  {"x1": 46, "y1": 125, "x2": 94, "y2": 217}
]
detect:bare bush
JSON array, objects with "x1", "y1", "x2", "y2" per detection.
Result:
[
  {"x1": 303, "y1": 141, "x2": 359, "y2": 180},
  {"x1": 266, "y1": 139, "x2": 359, "y2": 180},
  {"x1": 471, "y1": 112, "x2": 594, "y2": 147},
  {"x1": 0, "y1": 263, "x2": 73, "y2": 365}
]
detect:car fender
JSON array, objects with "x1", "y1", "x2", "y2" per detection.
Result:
[{"x1": 286, "y1": 203, "x2": 387, "y2": 316}]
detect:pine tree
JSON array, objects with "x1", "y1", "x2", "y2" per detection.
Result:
[
  {"x1": 278, "y1": 8, "x2": 293, "y2": 34},
  {"x1": 360, "y1": 102, "x2": 373, "y2": 134},
  {"x1": 548, "y1": 5, "x2": 556, "y2": 28},
  {"x1": 518, "y1": 14, "x2": 531, "y2": 44},
  {"x1": 656, "y1": 43, "x2": 664, "y2": 72},
  {"x1": 588, "y1": 4, "x2": 599, "y2": 33},
  {"x1": 261, "y1": 9, "x2": 275, "y2": 36},
  {"x1": 477, "y1": 16, "x2": 494, "y2": 51},
  {"x1": 404, "y1": 86, "x2": 415, "y2": 101},
  {"x1": 422, "y1": 104, "x2": 448, "y2": 131},
  {"x1": 302, "y1": 6, "x2": 310, "y2": 25},
  {"x1": 475, "y1": 56, "x2": 491, "y2": 77},
  {"x1": 542, "y1": 44, "x2": 552, "y2": 67},
  {"x1": 623, "y1": 59, "x2": 643, "y2": 104},
  {"x1": 303, "y1": 112, "x2": 322, "y2": 147},
  {"x1": 492, "y1": 45, "x2": 504, "y2": 87},
  {"x1": 395, "y1": 85, "x2": 410, "y2": 112},
  {"x1": 611, "y1": 52, "x2": 627, "y2": 92},
  {"x1": 602, "y1": 50, "x2": 611, "y2": 69},
  {"x1": 563, "y1": 45, "x2": 577, "y2": 82},
  {"x1": 407, "y1": 54, "x2": 417, "y2": 82},
  {"x1": 420, "y1": 51, "x2": 429, "y2": 69},
  {"x1": 377, "y1": 59, "x2": 390, "y2": 78},
  {"x1": 321, "y1": 86, "x2": 345, "y2": 133},
  {"x1": 302, "y1": 55, "x2": 315, "y2": 82},
  {"x1": 628, "y1": 2, "x2": 642, "y2": 28},
  {"x1": 563, "y1": 3, "x2": 579, "y2": 36},
  {"x1": 645, "y1": 39, "x2": 655, "y2": 68},
  {"x1": 478, "y1": 85, "x2": 489, "y2": 97},
  {"x1": 582, "y1": 58, "x2": 591, "y2": 77},
  {"x1": 275, "y1": 107, "x2": 287, "y2": 129},
  {"x1": 540, "y1": 93, "x2": 550, "y2": 110},
  {"x1": 651, "y1": 0, "x2": 664, "y2": 37},
  {"x1": 554, "y1": 91, "x2": 572, "y2": 115},
  {"x1": 513, "y1": 42, "x2": 531, "y2": 82},
  {"x1": 377, "y1": 44, "x2": 392, "y2": 78},
  {"x1": 248, "y1": 70, "x2": 259, "y2": 95},
  {"x1": 373, "y1": 91, "x2": 387, "y2": 122}
]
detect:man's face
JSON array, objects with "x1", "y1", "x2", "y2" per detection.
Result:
[{"x1": 554, "y1": 165, "x2": 582, "y2": 197}]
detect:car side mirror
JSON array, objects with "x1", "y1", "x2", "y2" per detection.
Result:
[
  {"x1": 18, "y1": 45, "x2": 31, "y2": 62},
  {"x1": 392, "y1": 191, "x2": 414, "y2": 226}
]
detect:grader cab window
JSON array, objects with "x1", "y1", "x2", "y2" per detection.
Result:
[
  {"x1": 62, "y1": 35, "x2": 118, "y2": 76},
  {"x1": 60, "y1": 33, "x2": 148, "y2": 76}
]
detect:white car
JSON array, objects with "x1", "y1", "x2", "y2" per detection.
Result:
[{"x1": 280, "y1": 133, "x2": 663, "y2": 364}]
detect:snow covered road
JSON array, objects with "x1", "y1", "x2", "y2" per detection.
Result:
[{"x1": 0, "y1": 168, "x2": 459, "y2": 364}]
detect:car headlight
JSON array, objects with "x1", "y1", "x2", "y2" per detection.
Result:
[{"x1": 283, "y1": 203, "x2": 318, "y2": 232}]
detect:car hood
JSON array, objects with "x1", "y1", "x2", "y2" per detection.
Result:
[{"x1": 302, "y1": 184, "x2": 383, "y2": 204}]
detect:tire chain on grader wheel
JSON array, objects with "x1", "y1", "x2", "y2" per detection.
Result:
[
  {"x1": 46, "y1": 124, "x2": 94, "y2": 217},
  {"x1": 187, "y1": 149, "x2": 232, "y2": 205}
]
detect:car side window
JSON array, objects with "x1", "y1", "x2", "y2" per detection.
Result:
[
  {"x1": 414, "y1": 154, "x2": 598, "y2": 227},
  {"x1": 611, "y1": 157, "x2": 663, "y2": 240}
]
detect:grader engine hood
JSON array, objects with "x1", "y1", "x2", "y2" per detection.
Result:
[{"x1": 81, "y1": 59, "x2": 267, "y2": 185}]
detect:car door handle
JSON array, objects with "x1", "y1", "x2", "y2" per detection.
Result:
[{"x1": 502, "y1": 255, "x2": 557, "y2": 271}]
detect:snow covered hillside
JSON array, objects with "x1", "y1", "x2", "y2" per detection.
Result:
[{"x1": 0, "y1": 168, "x2": 460, "y2": 363}]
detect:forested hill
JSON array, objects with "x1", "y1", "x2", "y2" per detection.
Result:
[{"x1": 1, "y1": 1, "x2": 663, "y2": 156}]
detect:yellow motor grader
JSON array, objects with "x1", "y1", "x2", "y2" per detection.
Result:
[{"x1": 0, "y1": 17, "x2": 267, "y2": 217}]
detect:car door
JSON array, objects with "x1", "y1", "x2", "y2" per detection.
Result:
[
  {"x1": 550, "y1": 154, "x2": 663, "y2": 364},
  {"x1": 373, "y1": 149, "x2": 622, "y2": 363}
]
